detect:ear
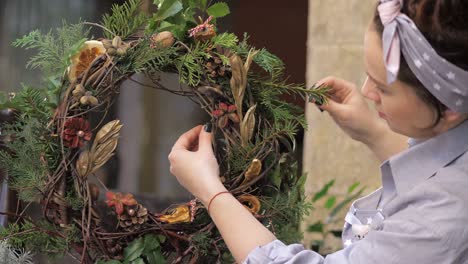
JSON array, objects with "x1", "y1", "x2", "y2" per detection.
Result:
[{"x1": 442, "y1": 109, "x2": 463, "y2": 124}]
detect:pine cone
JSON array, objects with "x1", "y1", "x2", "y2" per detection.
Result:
[
  {"x1": 118, "y1": 203, "x2": 148, "y2": 232},
  {"x1": 205, "y1": 47, "x2": 232, "y2": 79},
  {"x1": 106, "y1": 239, "x2": 123, "y2": 260}
]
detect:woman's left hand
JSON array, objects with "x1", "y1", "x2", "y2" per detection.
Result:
[{"x1": 168, "y1": 124, "x2": 226, "y2": 205}]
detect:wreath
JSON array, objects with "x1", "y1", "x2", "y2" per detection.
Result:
[{"x1": 0, "y1": 0, "x2": 328, "y2": 263}]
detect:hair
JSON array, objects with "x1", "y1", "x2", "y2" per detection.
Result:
[{"x1": 373, "y1": 0, "x2": 468, "y2": 125}]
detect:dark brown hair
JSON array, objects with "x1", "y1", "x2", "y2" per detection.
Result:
[{"x1": 373, "y1": 0, "x2": 468, "y2": 124}]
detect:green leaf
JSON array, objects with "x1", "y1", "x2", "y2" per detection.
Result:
[
  {"x1": 347, "y1": 182, "x2": 360, "y2": 194},
  {"x1": 312, "y1": 179, "x2": 335, "y2": 202},
  {"x1": 146, "y1": 251, "x2": 166, "y2": 263},
  {"x1": 124, "y1": 237, "x2": 145, "y2": 262},
  {"x1": 143, "y1": 234, "x2": 161, "y2": 253},
  {"x1": 307, "y1": 221, "x2": 324, "y2": 233},
  {"x1": 130, "y1": 258, "x2": 145, "y2": 264},
  {"x1": 157, "y1": 234, "x2": 166, "y2": 243},
  {"x1": 153, "y1": 0, "x2": 183, "y2": 21},
  {"x1": 207, "y1": 2, "x2": 230, "y2": 18},
  {"x1": 97, "y1": 260, "x2": 121, "y2": 264},
  {"x1": 324, "y1": 196, "x2": 337, "y2": 209}
]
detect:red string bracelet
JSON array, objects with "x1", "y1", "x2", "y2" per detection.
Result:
[{"x1": 207, "y1": 191, "x2": 230, "y2": 214}]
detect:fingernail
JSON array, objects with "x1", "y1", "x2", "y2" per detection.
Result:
[{"x1": 204, "y1": 122, "x2": 212, "y2": 133}]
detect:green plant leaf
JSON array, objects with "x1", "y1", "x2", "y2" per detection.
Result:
[
  {"x1": 124, "y1": 237, "x2": 145, "y2": 262},
  {"x1": 347, "y1": 181, "x2": 360, "y2": 194},
  {"x1": 312, "y1": 179, "x2": 335, "y2": 202},
  {"x1": 146, "y1": 251, "x2": 166, "y2": 263},
  {"x1": 324, "y1": 196, "x2": 337, "y2": 209},
  {"x1": 307, "y1": 221, "x2": 324, "y2": 233},
  {"x1": 130, "y1": 258, "x2": 145, "y2": 264},
  {"x1": 153, "y1": 0, "x2": 183, "y2": 22},
  {"x1": 143, "y1": 234, "x2": 161, "y2": 253},
  {"x1": 207, "y1": 2, "x2": 230, "y2": 18}
]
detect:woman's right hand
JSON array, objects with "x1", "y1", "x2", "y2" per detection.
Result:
[{"x1": 315, "y1": 76, "x2": 384, "y2": 145}]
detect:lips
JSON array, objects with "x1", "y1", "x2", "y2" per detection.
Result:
[{"x1": 378, "y1": 112, "x2": 386, "y2": 119}]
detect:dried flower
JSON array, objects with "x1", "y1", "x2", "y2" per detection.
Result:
[
  {"x1": 211, "y1": 102, "x2": 240, "y2": 128},
  {"x1": 156, "y1": 205, "x2": 191, "y2": 224},
  {"x1": 62, "y1": 117, "x2": 92, "y2": 148},
  {"x1": 105, "y1": 192, "x2": 137, "y2": 215}
]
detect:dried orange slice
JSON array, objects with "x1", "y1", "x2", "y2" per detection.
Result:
[{"x1": 68, "y1": 40, "x2": 106, "y2": 82}]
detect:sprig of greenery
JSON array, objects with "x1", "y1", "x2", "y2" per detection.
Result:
[
  {"x1": 12, "y1": 22, "x2": 89, "y2": 77},
  {"x1": 102, "y1": 0, "x2": 147, "y2": 39}
]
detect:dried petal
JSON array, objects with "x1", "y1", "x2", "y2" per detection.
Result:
[
  {"x1": 228, "y1": 113, "x2": 240, "y2": 123},
  {"x1": 219, "y1": 102, "x2": 228, "y2": 112},
  {"x1": 217, "y1": 115, "x2": 229, "y2": 129},
  {"x1": 212, "y1": 109, "x2": 224, "y2": 118}
]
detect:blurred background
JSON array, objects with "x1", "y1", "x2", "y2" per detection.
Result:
[{"x1": 0, "y1": 0, "x2": 381, "y2": 260}]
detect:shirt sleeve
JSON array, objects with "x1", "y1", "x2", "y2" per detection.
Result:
[{"x1": 243, "y1": 206, "x2": 455, "y2": 264}]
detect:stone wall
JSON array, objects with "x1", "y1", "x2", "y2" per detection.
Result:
[{"x1": 302, "y1": 0, "x2": 381, "y2": 251}]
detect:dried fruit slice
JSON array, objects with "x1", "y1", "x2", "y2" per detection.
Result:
[{"x1": 68, "y1": 40, "x2": 106, "y2": 82}]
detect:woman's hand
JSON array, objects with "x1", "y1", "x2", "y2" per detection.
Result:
[
  {"x1": 168, "y1": 124, "x2": 226, "y2": 205},
  {"x1": 316, "y1": 76, "x2": 407, "y2": 161},
  {"x1": 316, "y1": 76, "x2": 383, "y2": 145}
]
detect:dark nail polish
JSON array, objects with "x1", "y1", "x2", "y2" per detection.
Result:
[{"x1": 204, "y1": 122, "x2": 212, "y2": 133}]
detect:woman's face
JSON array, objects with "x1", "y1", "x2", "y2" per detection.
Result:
[{"x1": 362, "y1": 24, "x2": 442, "y2": 139}]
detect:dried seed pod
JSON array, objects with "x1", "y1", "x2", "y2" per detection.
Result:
[
  {"x1": 240, "y1": 104, "x2": 257, "y2": 146},
  {"x1": 112, "y1": 36, "x2": 122, "y2": 48},
  {"x1": 89, "y1": 183, "x2": 100, "y2": 202},
  {"x1": 101, "y1": 39, "x2": 113, "y2": 49},
  {"x1": 150, "y1": 31, "x2": 175, "y2": 49},
  {"x1": 242, "y1": 159, "x2": 262, "y2": 185},
  {"x1": 76, "y1": 150, "x2": 91, "y2": 178},
  {"x1": 72, "y1": 84, "x2": 86, "y2": 98}
]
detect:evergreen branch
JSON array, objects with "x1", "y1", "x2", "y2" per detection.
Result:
[
  {"x1": 12, "y1": 22, "x2": 89, "y2": 76},
  {"x1": 102, "y1": 0, "x2": 147, "y2": 39}
]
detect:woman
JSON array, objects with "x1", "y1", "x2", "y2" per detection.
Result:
[{"x1": 168, "y1": 0, "x2": 468, "y2": 263}]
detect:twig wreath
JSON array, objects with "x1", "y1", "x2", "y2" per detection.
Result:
[{"x1": 0, "y1": 0, "x2": 328, "y2": 263}]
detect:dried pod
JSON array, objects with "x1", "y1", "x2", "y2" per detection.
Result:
[
  {"x1": 150, "y1": 31, "x2": 175, "y2": 49},
  {"x1": 116, "y1": 47, "x2": 127, "y2": 56},
  {"x1": 72, "y1": 84, "x2": 86, "y2": 98},
  {"x1": 92, "y1": 136, "x2": 119, "y2": 172},
  {"x1": 242, "y1": 159, "x2": 262, "y2": 185},
  {"x1": 94, "y1": 120, "x2": 122, "y2": 146},
  {"x1": 240, "y1": 104, "x2": 257, "y2": 146},
  {"x1": 229, "y1": 55, "x2": 247, "y2": 121},
  {"x1": 107, "y1": 47, "x2": 117, "y2": 56},
  {"x1": 101, "y1": 39, "x2": 113, "y2": 49},
  {"x1": 89, "y1": 183, "x2": 100, "y2": 201},
  {"x1": 112, "y1": 36, "x2": 122, "y2": 48},
  {"x1": 76, "y1": 150, "x2": 91, "y2": 178},
  {"x1": 237, "y1": 195, "x2": 261, "y2": 214}
]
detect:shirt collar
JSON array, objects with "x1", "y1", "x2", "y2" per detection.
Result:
[{"x1": 383, "y1": 120, "x2": 468, "y2": 195}]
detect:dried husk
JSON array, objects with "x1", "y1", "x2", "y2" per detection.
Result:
[
  {"x1": 229, "y1": 54, "x2": 246, "y2": 122},
  {"x1": 240, "y1": 104, "x2": 257, "y2": 146},
  {"x1": 93, "y1": 120, "x2": 122, "y2": 147},
  {"x1": 241, "y1": 159, "x2": 262, "y2": 185},
  {"x1": 91, "y1": 136, "x2": 119, "y2": 173},
  {"x1": 76, "y1": 150, "x2": 91, "y2": 178}
]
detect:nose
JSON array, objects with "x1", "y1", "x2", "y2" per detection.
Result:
[{"x1": 361, "y1": 77, "x2": 381, "y2": 103}]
